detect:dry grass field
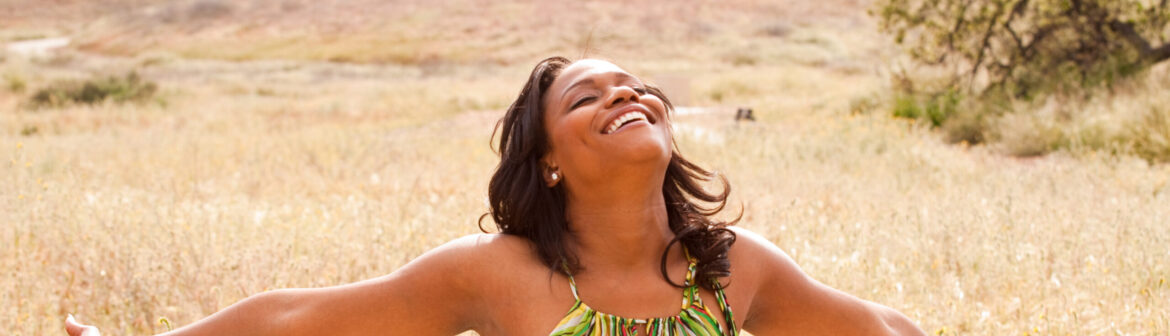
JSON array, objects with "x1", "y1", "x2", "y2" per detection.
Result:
[{"x1": 3, "y1": 0, "x2": 1169, "y2": 335}]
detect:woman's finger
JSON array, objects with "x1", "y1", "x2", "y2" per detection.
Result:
[{"x1": 65, "y1": 314, "x2": 101, "y2": 336}]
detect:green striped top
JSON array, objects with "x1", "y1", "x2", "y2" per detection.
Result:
[{"x1": 548, "y1": 254, "x2": 738, "y2": 336}]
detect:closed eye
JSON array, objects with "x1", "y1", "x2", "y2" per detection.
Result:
[
  {"x1": 633, "y1": 87, "x2": 647, "y2": 95},
  {"x1": 570, "y1": 96, "x2": 595, "y2": 110}
]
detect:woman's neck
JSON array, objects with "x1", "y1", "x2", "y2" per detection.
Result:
[{"x1": 564, "y1": 190, "x2": 676, "y2": 274}]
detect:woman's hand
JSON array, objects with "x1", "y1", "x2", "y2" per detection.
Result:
[{"x1": 65, "y1": 314, "x2": 101, "y2": 336}]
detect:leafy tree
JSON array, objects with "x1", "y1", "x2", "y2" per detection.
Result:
[{"x1": 876, "y1": 0, "x2": 1170, "y2": 98}]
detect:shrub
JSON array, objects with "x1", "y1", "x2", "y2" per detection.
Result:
[
  {"x1": 942, "y1": 109, "x2": 990, "y2": 145},
  {"x1": 891, "y1": 89, "x2": 963, "y2": 128},
  {"x1": 20, "y1": 125, "x2": 38, "y2": 136},
  {"x1": 30, "y1": 72, "x2": 158, "y2": 108},
  {"x1": 873, "y1": 1, "x2": 1170, "y2": 160},
  {"x1": 988, "y1": 86, "x2": 1170, "y2": 163},
  {"x1": 1120, "y1": 106, "x2": 1170, "y2": 163},
  {"x1": 5, "y1": 74, "x2": 26, "y2": 93}
]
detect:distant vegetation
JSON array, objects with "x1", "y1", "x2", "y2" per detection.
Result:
[
  {"x1": 29, "y1": 72, "x2": 158, "y2": 108},
  {"x1": 878, "y1": 0, "x2": 1169, "y2": 97},
  {"x1": 873, "y1": 0, "x2": 1170, "y2": 162}
]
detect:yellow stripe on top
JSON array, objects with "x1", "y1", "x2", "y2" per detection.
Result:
[{"x1": 548, "y1": 252, "x2": 737, "y2": 336}]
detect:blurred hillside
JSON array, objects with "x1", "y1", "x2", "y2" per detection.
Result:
[
  {"x1": 3, "y1": 0, "x2": 896, "y2": 130},
  {"x1": 2, "y1": 0, "x2": 879, "y2": 66}
]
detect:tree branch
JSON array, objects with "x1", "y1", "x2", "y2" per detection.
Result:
[
  {"x1": 1021, "y1": 23, "x2": 1060, "y2": 60},
  {"x1": 970, "y1": 2, "x2": 1007, "y2": 79},
  {"x1": 1109, "y1": 19, "x2": 1170, "y2": 63},
  {"x1": 947, "y1": 0, "x2": 973, "y2": 52},
  {"x1": 1003, "y1": 0, "x2": 1031, "y2": 52},
  {"x1": 1151, "y1": 43, "x2": 1170, "y2": 63}
]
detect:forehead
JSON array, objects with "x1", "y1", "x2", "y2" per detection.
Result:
[
  {"x1": 562, "y1": 59, "x2": 629, "y2": 79},
  {"x1": 549, "y1": 59, "x2": 636, "y2": 92}
]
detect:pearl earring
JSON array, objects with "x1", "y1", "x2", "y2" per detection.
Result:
[{"x1": 551, "y1": 172, "x2": 559, "y2": 181}]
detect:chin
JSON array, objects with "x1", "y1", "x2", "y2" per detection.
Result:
[{"x1": 617, "y1": 133, "x2": 673, "y2": 165}]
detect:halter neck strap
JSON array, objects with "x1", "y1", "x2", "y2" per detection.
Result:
[
  {"x1": 682, "y1": 255, "x2": 702, "y2": 307},
  {"x1": 561, "y1": 261, "x2": 582, "y2": 301}
]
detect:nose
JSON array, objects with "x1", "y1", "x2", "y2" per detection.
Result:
[{"x1": 604, "y1": 86, "x2": 640, "y2": 108}]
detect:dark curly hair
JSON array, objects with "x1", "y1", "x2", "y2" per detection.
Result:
[{"x1": 484, "y1": 56, "x2": 738, "y2": 290}]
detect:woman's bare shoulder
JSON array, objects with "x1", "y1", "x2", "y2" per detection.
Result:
[
  {"x1": 424, "y1": 233, "x2": 549, "y2": 282},
  {"x1": 726, "y1": 225, "x2": 811, "y2": 282},
  {"x1": 437, "y1": 233, "x2": 539, "y2": 262},
  {"x1": 725, "y1": 226, "x2": 789, "y2": 263},
  {"x1": 722, "y1": 226, "x2": 799, "y2": 304}
]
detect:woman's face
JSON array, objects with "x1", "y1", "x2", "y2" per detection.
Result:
[{"x1": 541, "y1": 59, "x2": 673, "y2": 189}]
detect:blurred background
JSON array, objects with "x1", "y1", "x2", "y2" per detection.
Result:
[{"x1": 2, "y1": 0, "x2": 1168, "y2": 334}]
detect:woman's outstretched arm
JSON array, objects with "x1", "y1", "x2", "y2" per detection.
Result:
[
  {"x1": 732, "y1": 227, "x2": 927, "y2": 336},
  {"x1": 66, "y1": 235, "x2": 492, "y2": 336}
]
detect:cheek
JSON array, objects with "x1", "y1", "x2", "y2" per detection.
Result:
[
  {"x1": 644, "y1": 97, "x2": 667, "y2": 113},
  {"x1": 548, "y1": 113, "x2": 593, "y2": 150},
  {"x1": 643, "y1": 98, "x2": 672, "y2": 137}
]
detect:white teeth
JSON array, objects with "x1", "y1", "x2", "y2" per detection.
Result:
[{"x1": 604, "y1": 111, "x2": 648, "y2": 134}]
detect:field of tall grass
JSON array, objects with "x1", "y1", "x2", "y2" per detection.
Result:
[{"x1": 3, "y1": 0, "x2": 1168, "y2": 335}]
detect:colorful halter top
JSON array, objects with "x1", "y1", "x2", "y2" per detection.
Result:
[{"x1": 549, "y1": 255, "x2": 738, "y2": 336}]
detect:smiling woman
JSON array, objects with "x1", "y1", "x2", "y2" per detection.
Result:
[
  {"x1": 66, "y1": 57, "x2": 927, "y2": 336},
  {"x1": 490, "y1": 57, "x2": 739, "y2": 335}
]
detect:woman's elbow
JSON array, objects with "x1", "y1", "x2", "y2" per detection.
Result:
[
  {"x1": 214, "y1": 288, "x2": 314, "y2": 335},
  {"x1": 159, "y1": 288, "x2": 311, "y2": 336},
  {"x1": 253, "y1": 288, "x2": 317, "y2": 335}
]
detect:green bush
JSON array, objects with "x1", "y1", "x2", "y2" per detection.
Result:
[
  {"x1": 30, "y1": 72, "x2": 158, "y2": 108},
  {"x1": 891, "y1": 89, "x2": 963, "y2": 128}
]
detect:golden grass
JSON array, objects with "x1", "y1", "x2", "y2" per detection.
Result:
[
  {"x1": 990, "y1": 63, "x2": 1170, "y2": 163},
  {"x1": 3, "y1": 0, "x2": 1169, "y2": 335}
]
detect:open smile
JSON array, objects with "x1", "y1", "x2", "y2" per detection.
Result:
[{"x1": 601, "y1": 106, "x2": 657, "y2": 134}]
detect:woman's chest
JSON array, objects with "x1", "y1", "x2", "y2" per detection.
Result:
[
  {"x1": 471, "y1": 277, "x2": 749, "y2": 336},
  {"x1": 471, "y1": 279, "x2": 579, "y2": 336}
]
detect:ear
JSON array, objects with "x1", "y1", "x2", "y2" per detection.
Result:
[{"x1": 541, "y1": 156, "x2": 560, "y2": 187}]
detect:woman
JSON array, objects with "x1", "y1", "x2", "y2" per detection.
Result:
[{"x1": 67, "y1": 57, "x2": 926, "y2": 335}]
